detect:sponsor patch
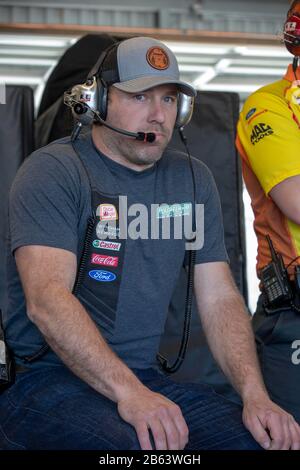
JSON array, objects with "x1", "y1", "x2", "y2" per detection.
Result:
[
  {"x1": 146, "y1": 47, "x2": 169, "y2": 70},
  {"x1": 92, "y1": 240, "x2": 121, "y2": 251},
  {"x1": 246, "y1": 108, "x2": 256, "y2": 120},
  {"x1": 97, "y1": 204, "x2": 118, "y2": 222},
  {"x1": 88, "y1": 270, "x2": 116, "y2": 282},
  {"x1": 91, "y1": 253, "x2": 119, "y2": 267},
  {"x1": 96, "y1": 222, "x2": 120, "y2": 239},
  {"x1": 250, "y1": 123, "x2": 274, "y2": 145},
  {"x1": 156, "y1": 202, "x2": 192, "y2": 219}
]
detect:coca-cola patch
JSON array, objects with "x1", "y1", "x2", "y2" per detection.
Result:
[{"x1": 91, "y1": 253, "x2": 119, "y2": 267}]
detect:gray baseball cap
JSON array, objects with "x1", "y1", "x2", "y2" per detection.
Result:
[{"x1": 101, "y1": 37, "x2": 196, "y2": 97}]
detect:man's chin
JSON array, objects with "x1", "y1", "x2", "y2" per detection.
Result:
[{"x1": 138, "y1": 147, "x2": 164, "y2": 164}]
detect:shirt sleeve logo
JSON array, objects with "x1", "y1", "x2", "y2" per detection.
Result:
[
  {"x1": 246, "y1": 108, "x2": 256, "y2": 120},
  {"x1": 250, "y1": 123, "x2": 274, "y2": 145}
]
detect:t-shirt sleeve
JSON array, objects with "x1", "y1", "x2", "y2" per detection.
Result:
[
  {"x1": 9, "y1": 152, "x2": 81, "y2": 255},
  {"x1": 237, "y1": 91, "x2": 300, "y2": 195},
  {"x1": 192, "y1": 163, "x2": 229, "y2": 265}
]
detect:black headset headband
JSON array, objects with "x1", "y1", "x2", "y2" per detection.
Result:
[{"x1": 87, "y1": 41, "x2": 120, "y2": 84}]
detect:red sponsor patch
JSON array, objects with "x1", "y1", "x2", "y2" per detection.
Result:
[{"x1": 91, "y1": 253, "x2": 119, "y2": 267}]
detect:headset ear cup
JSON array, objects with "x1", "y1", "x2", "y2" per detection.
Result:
[
  {"x1": 175, "y1": 93, "x2": 195, "y2": 128},
  {"x1": 98, "y1": 78, "x2": 108, "y2": 121}
]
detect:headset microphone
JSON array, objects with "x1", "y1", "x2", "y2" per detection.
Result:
[
  {"x1": 65, "y1": 93, "x2": 156, "y2": 143},
  {"x1": 94, "y1": 113, "x2": 156, "y2": 143}
]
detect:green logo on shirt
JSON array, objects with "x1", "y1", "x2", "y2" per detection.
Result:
[{"x1": 156, "y1": 203, "x2": 192, "y2": 219}]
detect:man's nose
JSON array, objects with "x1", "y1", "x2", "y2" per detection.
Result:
[{"x1": 148, "y1": 100, "x2": 165, "y2": 123}]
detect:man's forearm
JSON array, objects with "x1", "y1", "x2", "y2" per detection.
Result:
[
  {"x1": 198, "y1": 290, "x2": 267, "y2": 401},
  {"x1": 27, "y1": 281, "x2": 144, "y2": 402}
]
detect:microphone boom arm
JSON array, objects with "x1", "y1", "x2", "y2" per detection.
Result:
[{"x1": 64, "y1": 93, "x2": 155, "y2": 143}]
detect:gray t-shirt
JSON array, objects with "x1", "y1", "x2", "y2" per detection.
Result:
[{"x1": 5, "y1": 131, "x2": 228, "y2": 369}]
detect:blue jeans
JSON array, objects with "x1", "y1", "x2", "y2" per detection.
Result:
[{"x1": 0, "y1": 366, "x2": 261, "y2": 450}]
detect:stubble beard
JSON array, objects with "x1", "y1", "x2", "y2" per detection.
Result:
[{"x1": 102, "y1": 129, "x2": 169, "y2": 168}]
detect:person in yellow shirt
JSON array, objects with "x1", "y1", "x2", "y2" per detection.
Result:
[{"x1": 236, "y1": 0, "x2": 300, "y2": 423}]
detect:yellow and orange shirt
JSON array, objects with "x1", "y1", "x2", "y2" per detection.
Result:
[{"x1": 236, "y1": 64, "x2": 300, "y2": 278}]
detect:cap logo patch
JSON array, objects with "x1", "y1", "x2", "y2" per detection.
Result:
[{"x1": 146, "y1": 47, "x2": 169, "y2": 70}]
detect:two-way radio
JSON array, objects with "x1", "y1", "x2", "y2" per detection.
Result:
[{"x1": 260, "y1": 235, "x2": 293, "y2": 307}]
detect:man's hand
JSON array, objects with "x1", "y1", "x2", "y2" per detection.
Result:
[
  {"x1": 118, "y1": 386, "x2": 189, "y2": 450},
  {"x1": 243, "y1": 394, "x2": 300, "y2": 450}
]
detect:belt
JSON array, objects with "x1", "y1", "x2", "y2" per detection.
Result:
[{"x1": 262, "y1": 288, "x2": 300, "y2": 315}]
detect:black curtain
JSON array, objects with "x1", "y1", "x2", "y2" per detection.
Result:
[{"x1": 0, "y1": 86, "x2": 34, "y2": 312}]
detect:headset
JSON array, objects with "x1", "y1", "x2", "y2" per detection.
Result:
[{"x1": 64, "y1": 41, "x2": 194, "y2": 142}]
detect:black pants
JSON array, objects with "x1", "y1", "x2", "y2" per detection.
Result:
[{"x1": 253, "y1": 295, "x2": 300, "y2": 423}]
